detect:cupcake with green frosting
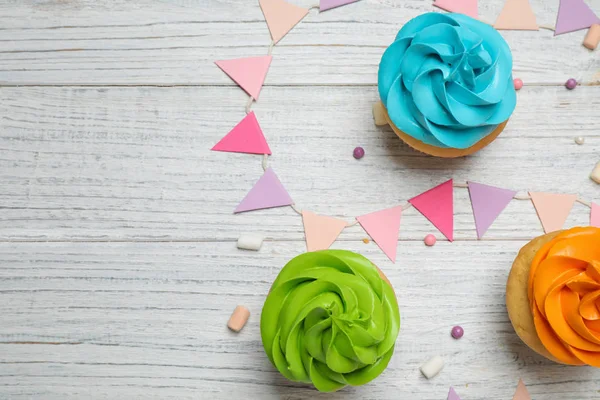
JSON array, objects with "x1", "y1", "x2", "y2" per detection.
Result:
[{"x1": 260, "y1": 250, "x2": 400, "y2": 392}]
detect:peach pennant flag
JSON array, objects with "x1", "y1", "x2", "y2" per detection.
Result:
[
  {"x1": 529, "y1": 192, "x2": 577, "y2": 233},
  {"x1": 512, "y1": 379, "x2": 531, "y2": 400},
  {"x1": 302, "y1": 211, "x2": 348, "y2": 251},
  {"x1": 433, "y1": 0, "x2": 478, "y2": 19},
  {"x1": 259, "y1": 0, "x2": 309, "y2": 44},
  {"x1": 356, "y1": 206, "x2": 402, "y2": 262},
  {"x1": 215, "y1": 56, "x2": 272, "y2": 100},
  {"x1": 494, "y1": 0, "x2": 538, "y2": 30}
]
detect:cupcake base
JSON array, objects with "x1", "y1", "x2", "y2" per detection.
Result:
[
  {"x1": 506, "y1": 231, "x2": 564, "y2": 364},
  {"x1": 373, "y1": 102, "x2": 508, "y2": 158}
]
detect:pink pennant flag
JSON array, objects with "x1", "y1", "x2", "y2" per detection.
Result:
[
  {"x1": 320, "y1": 0, "x2": 361, "y2": 12},
  {"x1": 409, "y1": 179, "x2": 454, "y2": 241},
  {"x1": 512, "y1": 379, "x2": 531, "y2": 400},
  {"x1": 235, "y1": 168, "x2": 293, "y2": 213},
  {"x1": 448, "y1": 387, "x2": 461, "y2": 400},
  {"x1": 215, "y1": 56, "x2": 272, "y2": 100},
  {"x1": 468, "y1": 182, "x2": 517, "y2": 239},
  {"x1": 529, "y1": 192, "x2": 577, "y2": 233},
  {"x1": 555, "y1": 0, "x2": 600, "y2": 35},
  {"x1": 302, "y1": 211, "x2": 348, "y2": 251},
  {"x1": 259, "y1": 0, "x2": 309, "y2": 44},
  {"x1": 434, "y1": 0, "x2": 478, "y2": 19},
  {"x1": 494, "y1": 0, "x2": 539, "y2": 30},
  {"x1": 356, "y1": 206, "x2": 402, "y2": 262},
  {"x1": 591, "y1": 203, "x2": 600, "y2": 227},
  {"x1": 212, "y1": 112, "x2": 271, "y2": 155}
]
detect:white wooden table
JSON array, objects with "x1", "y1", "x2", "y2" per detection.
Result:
[{"x1": 1, "y1": 0, "x2": 599, "y2": 399}]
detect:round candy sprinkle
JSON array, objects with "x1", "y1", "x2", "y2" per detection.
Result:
[
  {"x1": 362, "y1": 238, "x2": 370, "y2": 244},
  {"x1": 566, "y1": 78, "x2": 577, "y2": 90},
  {"x1": 353, "y1": 147, "x2": 365, "y2": 159},
  {"x1": 424, "y1": 234, "x2": 436, "y2": 246},
  {"x1": 451, "y1": 326, "x2": 464, "y2": 339},
  {"x1": 575, "y1": 136, "x2": 585, "y2": 145},
  {"x1": 513, "y1": 78, "x2": 523, "y2": 91}
]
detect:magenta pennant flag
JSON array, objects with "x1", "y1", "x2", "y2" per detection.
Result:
[
  {"x1": 356, "y1": 206, "x2": 402, "y2": 262},
  {"x1": 468, "y1": 182, "x2": 517, "y2": 239},
  {"x1": 555, "y1": 0, "x2": 600, "y2": 35},
  {"x1": 320, "y1": 0, "x2": 361, "y2": 12},
  {"x1": 448, "y1": 387, "x2": 462, "y2": 400},
  {"x1": 215, "y1": 56, "x2": 272, "y2": 100},
  {"x1": 302, "y1": 211, "x2": 348, "y2": 251},
  {"x1": 591, "y1": 203, "x2": 600, "y2": 227},
  {"x1": 409, "y1": 179, "x2": 454, "y2": 241},
  {"x1": 212, "y1": 112, "x2": 271, "y2": 155},
  {"x1": 235, "y1": 168, "x2": 293, "y2": 213},
  {"x1": 434, "y1": 0, "x2": 478, "y2": 19}
]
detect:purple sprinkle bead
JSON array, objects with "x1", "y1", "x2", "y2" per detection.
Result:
[
  {"x1": 566, "y1": 78, "x2": 577, "y2": 90},
  {"x1": 353, "y1": 147, "x2": 365, "y2": 159},
  {"x1": 451, "y1": 326, "x2": 464, "y2": 339}
]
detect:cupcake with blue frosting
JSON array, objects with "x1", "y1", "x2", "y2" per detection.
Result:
[{"x1": 375, "y1": 13, "x2": 517, "y2": 157}]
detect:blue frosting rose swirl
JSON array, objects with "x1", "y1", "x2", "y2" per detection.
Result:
[{"x1": 378, "y1": 13, "x2": 516, "y2": 149}]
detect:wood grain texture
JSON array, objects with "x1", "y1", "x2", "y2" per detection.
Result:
[
  {"x1": 0, "y1": 0, "x2": 599, "y2": 85},
  {"x1": 2, "y1": 0, "x2": 600, "y2": 398}
]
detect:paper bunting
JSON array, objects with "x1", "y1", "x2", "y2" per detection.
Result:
[
  {"x1": 433, "y1": 0, "x2": 478, "y2": 19},
  {"x1": 259, "y1": 0, "x2": 309, "y2": 44},
  {"x1": 302, "y1": 211, "x2": 348, "y2": 251},
  {"x1": 447, "y1": 387, "x2": 461, "y2": 400},
  {"x1": 591, "y1": 203, "x2": 600, "y2": 227},
  {"x1": 320, "y1": 0, "x2": 361, "y2": 12},
  {"x1": 529, "y1": 192, "x2": 577, "y2": 233},
  {"x1": 512, "y1": 379, "x2": 531, "y2": 400},
  {"x1": 235, "y1": 168, "x2": 293, "y2": 213},
  {"x1": 215, "y1": 56, "x2": 272, "y2": 100},
  {"x1": 494, "y1": 0, "x2": 538, "y2": 31},
  {"x1": 212, "y1": 112, "x2": 271, "y2": 155},
  {"x1": 357, "y1": 206, "x2": 402, "y2": 262},
  {"x1": 555, "y1": 0, "x2": 600, "y2": 35},
  {"x1": 409, "y1": 180, "x2": 454, "y2": 241},
  {"x1": 468, "y1": 182, "x2": 517, "y2": 239}
]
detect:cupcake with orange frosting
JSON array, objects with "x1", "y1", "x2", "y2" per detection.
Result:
[{"x1": 506, "y1": 227, "x2": 600, "y2": 366}]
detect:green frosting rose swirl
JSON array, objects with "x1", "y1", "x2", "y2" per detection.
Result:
[{"x1": 260, "y1": 250, "x2": 400, "y2": 392}]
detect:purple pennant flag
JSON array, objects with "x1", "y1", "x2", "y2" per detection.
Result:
[
  {"x1": 448, "y1": 387, "x2": 461, "y2": 400},
  {"x1": 555, "y1": 0, "x2": 600, "y2": 35},
  {"x1": 235, "y1": 168, "x2": 293, "y2": 213},
  {"x1": 468, "y1": 182, "x2": 517, "y2": 239},
  {"x1": 320, "y1": 0, "x2": 361, "y2": 12}
]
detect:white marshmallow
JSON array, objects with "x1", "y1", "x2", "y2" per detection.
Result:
[
  {"x1": 236, "y1": 234, "x2": 264, "y2": 251},
  {"x1": 591, "y1": 162, "x2": 600, "y2": 184},
  {"x1": 420, "y1": 355, "x2": 444, "y2": 379}
]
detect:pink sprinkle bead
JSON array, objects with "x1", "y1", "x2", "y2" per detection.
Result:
[
  {"x1": 424, "y1": 234, "x2": 436, "y2": 246},
  {"x1": 513, "y1": 78, "x2": 523, "y2": 90},
  {"x1": 353, "y1": 147, "x2": 365, "y2": 159},
  {"x1": 451, "y1": 326, "x2": 464, "y2": 339},
  {"x1": 566, "y1": 78, "x2": 577, "y2": 90}
]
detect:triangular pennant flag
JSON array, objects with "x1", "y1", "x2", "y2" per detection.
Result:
[
  {"x1": 591, "y1": 203, "x2": 600, "y2": 227},
  {"x1": 555, "y1": 0, "x2": 600, "y2": 35},
  {"x1": 448, "y1": 387, "x2": 461, "y2": 400},
  {"x1": 494, "y1": 0, "x2": 539, "y2": 30},
  {"x1": 529, "y1": 192, "x2": 577, "y2": 233},
  {"x1": 512, "y1": 379, "x2": 531, "y2": 400},
  {"x1": 320, "y1": 0, "x2": 361, "y2": 12},
  {"x1": 356, "y1": 206, "x2": 402, "y2": 262},
  {"x1": 434, "y1": 0, "x2": 478, "y2": 19},
  {"x1": 215, "y1": 56, "x2": 272, "y2": 100},
  {"x1": 259, "y1": 0, "x2": 309, "y2": 44},
  {"x1": 468, "y1": 182, "x2": 517, "y2": 239},
  {"x1": 212, "y1": 112, "x2": 271, "y2": 155},
  {"x1": 409, "y1": 180, "x2": 454, "y2": 241},
  {"x1": 235, "y1": 168, "x2": 293, "y2": 213},
  {"x1": 302, "y1": 211, "x2": 348, "y2": 251}
]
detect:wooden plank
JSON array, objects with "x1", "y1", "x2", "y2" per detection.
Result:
[
  {"x1": 1, "y1": 240, "x2": 600, "y2": 399},
  {"x1": 0, "y1": 85, "x2": 598, "y2": 241},
  {"x1": 0, "y1": 0, "x2": 598, "y2": 85}
]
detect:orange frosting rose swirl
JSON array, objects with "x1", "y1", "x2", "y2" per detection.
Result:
[{"x1": 528, "y1": 226, "x2": 600, "y2": 366}]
